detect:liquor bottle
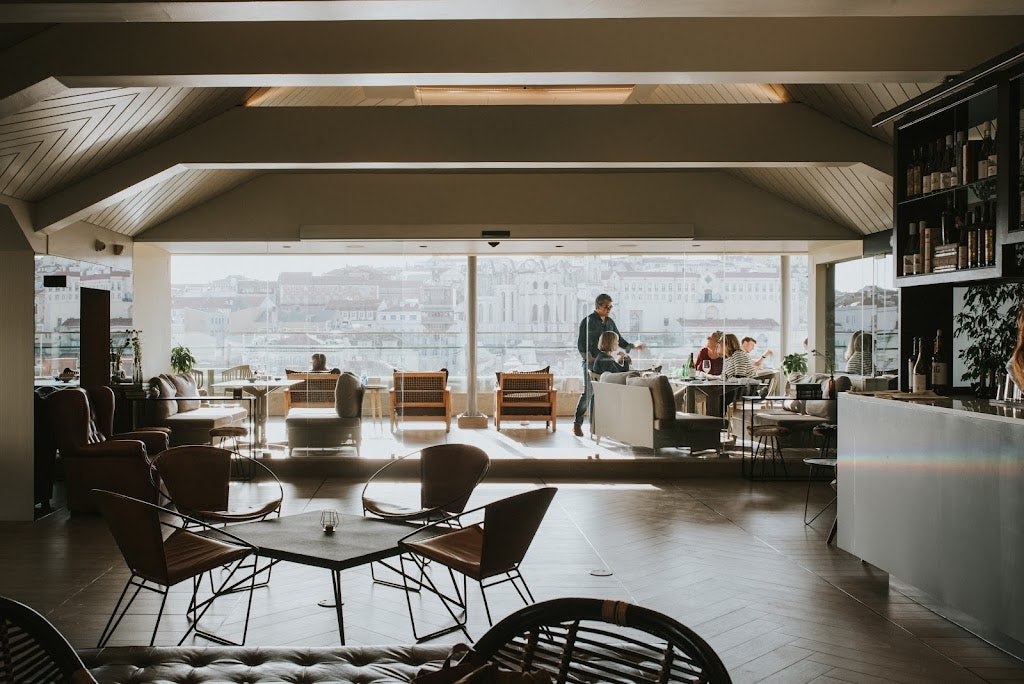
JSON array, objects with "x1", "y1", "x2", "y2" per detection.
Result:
[
  {"x1": 957, "y1": 211, "x2": 969, "y2": 269},
  {"x1": 965, "y1": 207, "x2": 977, "y2": 268},
  {"x1": 907, "y1": 337, "x2": 919, "y2": 390},
  {"x1": 922, "y1": 142, "x2": 933, "y2": 194},
  {"x1": 978, "y1": 122, "x2": 994, "y2": 179},
  {"x1": 905, "y1": 147, "x2": 916, "y2": 198},
  {"x1": 984, "y1": 200, "x2": 996, "y2": 266},
  {"x1": 684, "y1": 352, "x2": 695, "y2": 378},
  {"x1": 940, "y1": 197, "x2": 956, "y2": 245},
  {"x1": 955, "y1": 130, "x2": 967, "y2": 185},
  {"x1": 913, "y1": 143, "x2": 924, "y2": 194},
  {"x1": 903, "y1": 222, "x2": 918, "y2": 275},
  {"x1": 930, "y1": 137, "x2": 944, "y2": 190},
  {"x1": 921, "y1": 220, "x2": 933, "y2": 273},
  {"x1": 986, "y1": 124, "x2": 997, "y2": 177},
  {"x1": 946, "y1": 133, "x2": 959, "y2": 188},
  {"x1": 931, "y1": 329, "x2": 949, "y2": 395},
  {"x1": 912, "y1": 337, "x2": 930, "y2": 394}
]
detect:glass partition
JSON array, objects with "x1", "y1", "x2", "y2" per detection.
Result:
[{"x1": 831, "y1": 254, "x2": 898, "y2": 377}]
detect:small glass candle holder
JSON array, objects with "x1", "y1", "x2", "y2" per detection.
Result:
[{"x1": 320, "y1": 509, "x2": 339, "y2": 534}]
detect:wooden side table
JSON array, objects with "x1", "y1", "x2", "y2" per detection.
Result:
[{"x1": 364, "y1": 384, "x2": 388, "y2": 428}]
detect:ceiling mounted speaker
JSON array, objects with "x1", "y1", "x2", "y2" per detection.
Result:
[{"x1": 94, "y1": 239, "x2": 106, "y2": 252}]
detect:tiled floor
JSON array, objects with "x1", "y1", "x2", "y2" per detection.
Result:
[{"x1": 6, "y1": 462, "x2": 1024, "y2": 682}]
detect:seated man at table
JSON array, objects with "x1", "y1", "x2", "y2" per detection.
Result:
[{"x1": 741, "y1": 336, "x2": 773, "y2": 368}]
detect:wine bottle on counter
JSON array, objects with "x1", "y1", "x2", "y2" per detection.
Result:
[
  {"x1": 907, "y1": 337, "x2": 919, "y2": 390},
  {"x1": 685, "y1": 352, "x2": 695, "y2": 379},
  {"x1": 931, "y1": 330, "x2": 949, "y2": 395},
  {"x1": 912, "y1": 337, "x2": 930, "y2": 394}
]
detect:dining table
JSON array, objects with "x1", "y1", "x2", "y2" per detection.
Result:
[
  {"x1": 212, "y1": 377, "x2": 302, "y2": 449},
  {"x1": 669, "y1": 377, "x2": 761, "y2": 417}
]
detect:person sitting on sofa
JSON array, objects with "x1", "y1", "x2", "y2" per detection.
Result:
[
  {"x1": 695, "y1": 331, "x2": 724, "y2": 376},
  {"x1": 592, "y1": 332, "x2": 631, "y2": 375},
  {"x1": 722, "y1": 333, "x2": 755, "y2": 379}
]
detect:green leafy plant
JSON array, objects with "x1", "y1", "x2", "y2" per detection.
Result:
[
  {"x1": 781, "y1": 352, "x2": 808, "y2": 376},
  {"x1": 954, "y1": 283, "x2": 1024, "y2": 385},
  {"x1": 810, "y1": 348, "x2": 834, "y2": 375},
  {"x1": 170, "y1": 344, "x2": 197, "y2": 374}
]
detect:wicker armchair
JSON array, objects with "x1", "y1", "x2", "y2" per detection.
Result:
[
  {"x1": 467, "y1": 597, "x2": 732, "y2": 683},
  {"x1": 283, "y1": 372, "x2": 341, "y2": 411},
  {"x1": 391, "y1": 371, "x2": 451, "y2": 433},
  {"x1": 494, "y1": 372, "x2": 557, "y2": 431}
]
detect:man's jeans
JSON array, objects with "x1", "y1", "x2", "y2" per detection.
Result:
[{"x1": 574, "y1": 358, "x2": 593, "y2": 426}]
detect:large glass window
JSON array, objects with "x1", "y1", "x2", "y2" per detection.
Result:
[
  {"x1": 830, "y1": 254, "x2": 898, "y2": 375},
  {"x1": 171, "y1": 253, "x2": 807, "y2": 385}
]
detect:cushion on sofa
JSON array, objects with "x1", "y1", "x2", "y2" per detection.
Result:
[
  {"x1": 149, "y1": 375, "x2": 178, "y2": 419},
  {"x1": 626, "y1": 375, "x2": 675, "y2": 421},
  {"x1": 335, "y1": 372, "x2": 363, "y2": 418},
  {"x1": 600, "y1": 371, "x2": 639, "y2": 384},
  {"x1": 167, "y1": 373, "x2": 201, "y2": 412}
]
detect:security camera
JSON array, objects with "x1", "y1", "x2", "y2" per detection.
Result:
[{"x1": 488, "y1": 241, "x2": 500, "y2": 248}]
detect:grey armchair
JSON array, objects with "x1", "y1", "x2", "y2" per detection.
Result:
[{"x1": 285, "y1": 371, "x2": 365, "y2": 456}]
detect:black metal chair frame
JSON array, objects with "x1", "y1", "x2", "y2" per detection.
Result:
[
  {"x1": 93, "y1": 490, "x2": 258, "y2": 648},
  {"x1": 0, "y1": 596, "x2": 97, "y2": 684},
  {"x1": 397, "y1": 487, "x2": 556, "y2": 643},
  {"x1": 743, "y1": 426, "x2": 790, "y2": 480},
  {"x1": 465, "y1": 597, "x2": 732, "y2": 683}
]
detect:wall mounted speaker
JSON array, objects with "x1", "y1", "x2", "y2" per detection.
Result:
[{"x1": 43, "y1": 275, "x2": 67, "y2": 288}]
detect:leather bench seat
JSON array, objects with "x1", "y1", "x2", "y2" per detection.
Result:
[{"x1": 82, "y1": 644, "x2": 451, "y2": 684}]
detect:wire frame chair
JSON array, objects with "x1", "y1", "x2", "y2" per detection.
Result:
[
  {"x1": 92, "y1": 489, "x2": 257, "y2": 648},
  {"x1": 0, "y1": 596, "x2": 98, "y2": 684},
  {"x1": 398, "y1": 487, "x2": 558, "y2": 642},
  {"x1": 467, "y1": 597, "x2": 732, "y2": 683}
]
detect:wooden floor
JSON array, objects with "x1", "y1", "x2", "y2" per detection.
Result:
[{"x1": 5, "y1": 421, "x2": 1024, "y2": 682}]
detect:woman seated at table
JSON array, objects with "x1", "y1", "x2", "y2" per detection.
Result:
[
  {"x1": 695, "y1": 331, "x2": 724, "y2": 376},
  {"x1": 592, "y1": 331, "x2": 631, "y2": 375},
  {"x1": 722, "y1": 333, "x2": 755, "y2": 379},
  {"x1": 844, "y1": 330, "x2": 873, "y2": 375}
]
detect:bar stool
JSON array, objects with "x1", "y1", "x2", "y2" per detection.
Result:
[
  {"x1": 812, "y1": 423, "x2": 837, "y2": 459},
  {"x1": 209, "y1": 426, "x2": 251, "y2": 480},
  {"x1": 747, "y1": 425, "x2": 789, "y2": 479},
  {"x1": 802, "y1": 457, "x2": 837, "y2": 525}
]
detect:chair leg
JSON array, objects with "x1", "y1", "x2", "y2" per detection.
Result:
[
  {"x1": 400, "y1": 553, "x2": 471, "y2": 643},
  {"x1": 97, "y1": 577, "x2": 145, "y2": 648}
]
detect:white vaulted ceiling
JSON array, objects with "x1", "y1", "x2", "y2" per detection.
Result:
[{"x1": 0, "y1": 3, "x2": 1022, "y2": 253}]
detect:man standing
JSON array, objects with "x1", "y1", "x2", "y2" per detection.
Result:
[{"x1": 573, "y1": 294, "x2": 646, "y2": 437}]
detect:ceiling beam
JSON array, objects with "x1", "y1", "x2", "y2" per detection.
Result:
[
  {"x1": 34, "y1": 103, "x2": 891, "y2": 232},
  {"x1": 3, "y1": 18, "x2": 1024, "y2": 111},
  {"x1": 2, "y1": 1, "x2": 1023, "y2": 23},
  {"x1": 135, "y1": 171, "x2": 859, "y2": 244}
]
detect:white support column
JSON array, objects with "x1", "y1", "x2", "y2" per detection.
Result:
[
  {"x1": 458, "y1": 255, "x2": 487, "y2": 428},
  {"x1": 780, "y1": 255, "x2": 791, "y2": 358},
  {"x1": 131, "y1": 244, "x2": 172, "y2": 380}
]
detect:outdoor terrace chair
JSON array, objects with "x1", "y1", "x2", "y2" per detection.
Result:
[
  {"x1": 398, "y1": 487, "x2": 558, "y2": 642},
  {"x1": 494, "y1": 372, "x2": 557, "y2": 431},
  {"x1": 0, "y1": 595, "x2": 98, "y2": 684},
  {"x1": 391, "y1": 370, "x2": 451, "y2": 433},
  {"x1": 465, "y1": 597, "x2": 732, "y2": 683},
  {"x1": 92, "y1": 489, "x2": 257, "y2": 648}
]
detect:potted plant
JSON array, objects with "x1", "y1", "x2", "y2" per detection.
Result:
[
  {"x1": 170, "y1": 344, "x2": 197, "y2": 374},
  {"x1": 955, "y1": 283, "x2": 1024, "y2": 397},
  {"x1": 811, "y1": 348, "x2": 836, "y2": 397},
  {"x1": 781, "y1": 352, "x2": 808, "y2": 380}
]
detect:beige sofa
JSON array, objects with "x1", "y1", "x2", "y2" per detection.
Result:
[
  {"x1": 592, "y1": 373, "x2": 722, "y2": 453},
  {"x1": 142, "y1": 373, "x2": 248, "y2": 446}
]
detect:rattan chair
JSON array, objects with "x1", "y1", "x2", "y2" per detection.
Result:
[
  {"x1": 0, "y1": 596, "x2": 98, "y2": 684},
  {"x1": 399, "y1": 487, "x2": 558, "y2": 642},
  {"x1": 466, "y1": 597, "x2": 732, "y2": 683},
  {"x1": 391, "y1": 371, "x2": 451, "y2": 433},
  {"x1": 494, "y1": 372, "x2": 557, "y2": 431},
  {"x1": 93, "y1": 489, "x2": 257, "y2": 647}
]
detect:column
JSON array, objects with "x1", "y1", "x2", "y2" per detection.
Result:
[{"x1": 458, "y1": 255, "x2": 487, "y2": 428}]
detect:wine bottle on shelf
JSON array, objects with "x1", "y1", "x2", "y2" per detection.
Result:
[
  {"x1": 917, "y1": 337, "x2": 933, "y2": 393},
  {"x1": 965, "y1": 207, "x2": 978, "y2": 268},
  {"x1": 905, "y1": 149, "x2": 915, "y2": 198},
  {"x1": 931, "y1": 330, "x2": 949, "y2": 395},
  {"x1": 921, "y1": 220, "x2": 933, "y2": 273},
  {"x1": 957, "y1": 211, "x2": 969, "y2": 269},
  {"x1": 986, "y1": 124, "x2": 997, "y2": 177},
  {"x1": 907, "y1": 337, "x2": 919, "y2": 390},
  {"x1": 978, "y1": 123, "x2": 994, "y2": 179},
  {"x1": 931, "y1": 137, "x2": 944, "y2": 191},
  {"x1": 903, "y1": 223, "x2": 919, "y2": 275},
  {"x1": 984, "y1": 200, "x2": 996, "y2": 266},
  {"x1": 946, "y1": 133, "x2": 958, "y2": 188},
  {"x1": 913, "y1": 337, "x2": 930, "y2": 394},
  {"x1": 922, "y1": 142, "x2": 933, "y2": 194},
  {"x1": 940, "y1": 197, "x2": 956, "y2": 245},
  {"x1": 955, "y1": 130, "x2": 967, "y2": 186},
  {"x1": 913, "y1": 144, "x2": 924, "y2": 195}
]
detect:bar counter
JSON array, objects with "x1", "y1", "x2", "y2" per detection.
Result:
[{"x1": 838, "y1": 393, "x2": 1024, "y2": 650}]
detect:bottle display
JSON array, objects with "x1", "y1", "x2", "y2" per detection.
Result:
[
  {"x1": 912, "y1": 337, "x2": 929, "y2": 394},
  {"x1": 931, "y1": 329, "x2": 949, "y2": 395}
]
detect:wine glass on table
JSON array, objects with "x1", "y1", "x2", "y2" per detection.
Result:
[{"x1": 701, "y1": 359, "x2": 711, "y2": 379}]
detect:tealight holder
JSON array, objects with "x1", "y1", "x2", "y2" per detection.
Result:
[{"x1": 320, "y1": 509, "x2": 339, "y2": 534}]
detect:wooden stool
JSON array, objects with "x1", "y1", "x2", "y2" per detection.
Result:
[
  {"x1": 747, "y1": 425, "x2": 790, "y2": 479},
  {"x1": 209, "y1": 425, "x2": 251, "y2": 480},
  {"x1": 812, "y1": 423, "x2": 838, "y2": 459}
]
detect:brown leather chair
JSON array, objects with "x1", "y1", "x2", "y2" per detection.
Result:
[
  {"x1": 49, "y1": 386, "x2": 169, "y2": 514},
  {"x1": 399, "y1": 487, "x2": 558, "y2": 641},
  {"x1": 150, "y1": 445, "x2": 283, "y2": 525},
  {"x1": 362, "y1": 443, "x2": 490, "y2": 524},
  {"x1": 93, "y1": 489, "x2": 257, "y2": 648}
]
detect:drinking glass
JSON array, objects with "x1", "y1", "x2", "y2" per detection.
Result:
[
  {"x1": 320, "y1": 509, "x2": 339, "y2": 533},
  {"x1": 701, "y1": 360, "x2": 711, "y2": 378}
]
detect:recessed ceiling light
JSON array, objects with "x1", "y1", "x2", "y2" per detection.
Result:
[
  {"x1": 555, "y1": 245, "x2": 564, "y2": 248},
  {"x1": 346, "y1": 244, "x2": 365, "y2": 248},
  {"x1": 419, "y1": 245, "x2": 428, "y2": 248},
  {"x1": 619, "y1": 243, "x2": 637, "y2": 248},
  {"x1": 281, "y1": 245, "x2": 292, "y2": 249}
]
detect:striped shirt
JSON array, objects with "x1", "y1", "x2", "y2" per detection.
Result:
[{"x1": 723, "y1": 349, "x2": 755, "y2": 379}]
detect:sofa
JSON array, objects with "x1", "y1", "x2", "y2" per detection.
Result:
[
  {"x1": 142, "y1": 373, "x2": 248, "y2": 446},
  {"x1": 592, "y1": 372, "x2": 722, "y2": 453},
  {"x1": 285, "y1": 371, "x2": 364, "y2": 456},
  {"x1": 82, "y1": 645, "x2": 451, "y2": 683}
]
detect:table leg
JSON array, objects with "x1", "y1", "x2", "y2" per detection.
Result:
[{"x1": 331, "y1": 570, "x2": 345, "y2": 644}]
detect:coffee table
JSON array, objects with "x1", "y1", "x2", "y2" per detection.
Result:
[{"x1": 222, "y1": 511, "x2": 412, "y2": 644}]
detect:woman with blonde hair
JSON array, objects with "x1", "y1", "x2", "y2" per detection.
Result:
[
  {"x1": 722, "y1": 333, "x2": 755, "y2": 379},
  {"x1": 591, "y1": 331, "x2": 631, "y2": 375},
  {"x1": 1010, "y1": 304, "x2": 1024, "y2": 389}
]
